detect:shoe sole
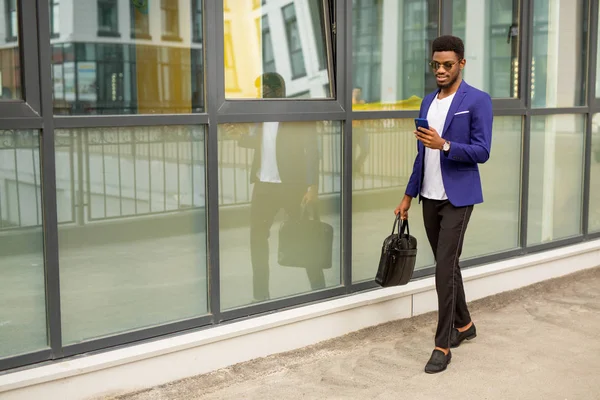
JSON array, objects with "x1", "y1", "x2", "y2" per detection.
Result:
[{"x1": 450, "y1": 333, "x2": 477, "y2": 349}]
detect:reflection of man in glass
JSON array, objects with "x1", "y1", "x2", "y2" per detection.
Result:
[
  {"x1": 352, "y1": 87, "x2": 370, "y2": 174},
  {"x1": 237, "y1": 72, "x2": 325, "y2": 302}
]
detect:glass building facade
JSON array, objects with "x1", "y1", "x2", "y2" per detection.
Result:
[{"x1": 1, "y1": 0, "x2": 599, "y2": 372}]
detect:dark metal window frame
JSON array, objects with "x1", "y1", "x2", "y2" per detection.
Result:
[{"x1": 1, "y1": 0, "x2": 600, "y2": 374}]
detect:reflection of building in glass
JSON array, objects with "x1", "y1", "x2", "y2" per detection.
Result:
[
  {"x1": 0, "y1": 0, "x2": 21, "y2": 99},
  {"x1": 39, "y1": 0, "x2": 204, "y2": 114},
  {"x1": 453, "y1": 0, "x2": 520, "y2": 98},
  {"x1": 225, "y1": 0, "x2": 331, "y2": 99},
  {"x1": 351, "y1": 0, "x2": 438, "y2": 107},
  {"x1": 531, "y1": 0, "x2": 587, "y2": 108}
]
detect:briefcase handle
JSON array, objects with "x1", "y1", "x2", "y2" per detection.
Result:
[
  {"x1": 301, "y1": 202, "x2": 321, "y2": 221},
  {"x1": 392, "y1": 214, "x2": 410, "y2": 238}
]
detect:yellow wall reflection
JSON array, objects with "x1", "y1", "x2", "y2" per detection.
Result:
[{"x1": 224, "y1": 0, "x2": 332, "y2": 99}]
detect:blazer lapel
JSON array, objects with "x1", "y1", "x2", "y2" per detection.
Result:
[
  {"x1": 420, "y1": 91, "x2": 437, "y2": 118},
  {"x1": 441, "y1": 81, "x2": 468, "y2": 137}
]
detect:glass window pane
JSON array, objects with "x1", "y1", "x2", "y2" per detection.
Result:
[
  {"x1": 596, "y1": 4, "x2": 600, "y2": 99},
  {"x1": 0, "y1": 130, "x2": 47, "y2": 359},
  {"x1": 224, "y1": 0, "x2": 333, "y2": 99},
  {"x1": 51, "y1": 0, "x2": 205, "y2": 115},
  {"x1": 452, "y1": 0, "x2": 520, "y2": 98},
  {"x1": 352, "y1": 119, "x2": 435, "y2": 282},
  {"x1": 351, "y1": 0, "x2": 439, "y2": 111},
  {"x1": 56, "y1": 126, "x2": 208, "y2": 344},
  {"x1": 462, "y1": 116, "x2": 522, "y2": 258},
  {"x1": 589, "y1": 114, "x2": 600, "y2": 232},
  {"x1": 218, "y1": 121, "x2": 342, "y2": 309},
  {"x1": 531, "y1": 0, "x2": 588, "y2": 108},
  {"x1": 0, "y1": 0, "x2": 21, "y2": 100},
  {"x1": 352, "y1": 116, "x2": 522, "y2": 282},
  {"x1": 528, "y1": 115, "x2": 584, "y2": 245}
]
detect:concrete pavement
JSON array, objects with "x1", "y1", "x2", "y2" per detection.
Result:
[{"x1": 107, "y1": 266, "x2": 600, "y2": 400}]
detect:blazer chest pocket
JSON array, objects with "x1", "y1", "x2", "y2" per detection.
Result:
[{"x1": 447, "y1": 113, "x2": 470, "y2": 141}]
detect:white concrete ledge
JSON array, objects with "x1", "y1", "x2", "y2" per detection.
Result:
[{"x1": 1, "y1": 239, "x2": 599, "y2": 400}]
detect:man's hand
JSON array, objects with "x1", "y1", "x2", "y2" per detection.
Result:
[
  {"x1": 302, "y1": 185, "x2": 318, "y2": 206},
  {"x1": 222, "y1": 123, "x2": 253, "y2": 139},
  {"x1": 415, "y1": 127, "x2": 445, "y2": 150},
  {"x1": 394, "y1": 195, "x2": 412, "y2": 220}
]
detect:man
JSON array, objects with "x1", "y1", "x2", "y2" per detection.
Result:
[
  {"x1": 236, "y1": 72, "x2": 325, "y2": 302},
  {"x1": 394, "y1": 36, "x2": 493, "y2": 374}
]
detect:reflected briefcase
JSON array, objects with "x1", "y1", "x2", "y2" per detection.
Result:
[
  {"x1": 375, "y1": 215, "x2": 417, "y2": 287},
  {"x1": 278, "y1": 203, "x2": 333, "y2": 270}
]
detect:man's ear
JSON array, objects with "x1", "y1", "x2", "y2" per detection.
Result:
[{"x1": 460, "y1": 58, "x2": 467, "y2": 69}]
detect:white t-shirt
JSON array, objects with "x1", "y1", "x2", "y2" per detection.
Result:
[
  {"x1": 420, "y1": 92, "x2": 455, "y2": 200},
  {"x1": 258, "y1": 122, "x2": 282, "y2": 183}
]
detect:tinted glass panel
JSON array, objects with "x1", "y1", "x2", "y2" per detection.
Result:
[
  {"x1": 453, "y1": 0, "x2": 520, "y2": 98},
  {"x1": 352, "y1": 0, "x2": 439, "y2": 111},
  {"x1": 352, "y1": 119, "x2": 434, "y2": 282},
  {"x1": 528, "y1": 115, "x2": 584, "y2": 245},
  {"x1": 531, "y1": 0, "x2": 588, "y2": 108},
  {"x1": 0, "y1": 130, "x2": 47, "y2": 359},
  {"x1": 351, "y1": 117, "x2": 521, "y2": 282},
  {"x1": 56, "y1": 126, "x2": 209, "y2": 344},
  {"x1": 589, "y1": 114, "x2": 600, "y2": 233},
  {"x1": 462, "y1": 116, "x2": 522, "y2": 258},
  {"x1": 218, "y1": 121, "x2": 342, "y2": 309},
  {"x1": 0, "y1": 0, "x2": 21, "y2": 100},
  {"x1": 51, "y1": 0, "x2": 204, "y2": 114},
  {"x1": 224, "y1": 0, "x2": 333, "y2": 99}
]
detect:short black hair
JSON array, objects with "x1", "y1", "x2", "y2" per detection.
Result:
[
  {"x1": 255, "y1": 72, "x2": 286, "y2": 97},
  {"x1": 431, "y1": 35, "x2": 464, "y2": 60}
]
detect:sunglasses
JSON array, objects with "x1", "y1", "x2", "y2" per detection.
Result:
[{"x1": 429, "y1": 59, "x2": 463, "y2": 71}]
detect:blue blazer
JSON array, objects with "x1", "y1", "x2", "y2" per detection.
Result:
[{"x1": 405, "y1": 80, "x2": 493, "y2": 207}]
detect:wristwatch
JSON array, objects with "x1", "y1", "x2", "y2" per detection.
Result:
[{"x1": 442, "y1": 141, "x2": 451, "y2": 153}]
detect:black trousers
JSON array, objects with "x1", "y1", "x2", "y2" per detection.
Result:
[
  {"x1": 250, "y1": 182, "x2": 326, "y2": 301},
  {"x1": 422, "y1": 197, "x2": 474, "y2": 348}
]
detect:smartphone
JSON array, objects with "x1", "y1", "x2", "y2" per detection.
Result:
[{"x1": 414, "y1": 118, "x2": 429, "y2": 131}]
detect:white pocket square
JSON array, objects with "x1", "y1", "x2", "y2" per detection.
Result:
[{"x1": 454, "y1": 110, "x2": 470, "y2": 115}]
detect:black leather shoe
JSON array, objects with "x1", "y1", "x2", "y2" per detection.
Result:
[
  {"x1": 424, "y1": 349, "x2": 451, "y2": 374},
  {"x1": 450, "y1": 323, "x2": 477, "y2": 348}
]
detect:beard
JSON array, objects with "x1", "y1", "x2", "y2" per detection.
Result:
[{"x1": 437, "y1": 72, "x2": 460, "y2": 89}]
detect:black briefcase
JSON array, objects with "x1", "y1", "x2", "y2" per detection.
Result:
[
  {"x1": 375, "y1": 215, "x2": 417, "y2": 287},
  {"x1": 278, "y1": 203, "x2": 333, "y2": 269}
]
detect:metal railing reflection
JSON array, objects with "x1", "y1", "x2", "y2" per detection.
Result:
[
  {"x1": 0, "y1": 130, "x2": 42, "y2": 230},
  {"x1": 1, "y1": 121, "x2": 416, "y2": 231}
]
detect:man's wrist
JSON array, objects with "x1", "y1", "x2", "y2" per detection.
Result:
[{"x1": 442, "y1": 141, "x2": 451, "y2": 153}]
